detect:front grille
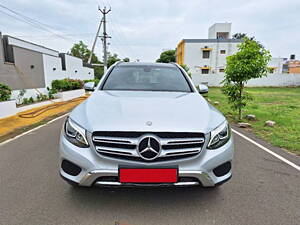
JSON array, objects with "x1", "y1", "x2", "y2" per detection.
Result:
[{"x1": 92, "y1": 131, "x2": 205, "y2": 162}]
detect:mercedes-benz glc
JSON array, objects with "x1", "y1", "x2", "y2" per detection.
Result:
[{"x1": 59, "y1": 62, "x2": 234, "y2": 188}]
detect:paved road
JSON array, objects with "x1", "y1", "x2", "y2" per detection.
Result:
[{"x1": 0, "y1": 117, "x2": 299, "y2": 225}]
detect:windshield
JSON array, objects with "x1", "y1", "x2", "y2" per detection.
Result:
[{"x1": 101, "y1": 65, "x2": 192, "y2": 92}]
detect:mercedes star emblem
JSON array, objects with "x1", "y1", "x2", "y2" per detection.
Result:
[{"x1": 137, "y1": 136, "x2": 161, "y2": 160}]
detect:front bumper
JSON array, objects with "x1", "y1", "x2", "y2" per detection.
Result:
[{"x1": 59, "y1": 133, "x2": 234, "y2": 187}]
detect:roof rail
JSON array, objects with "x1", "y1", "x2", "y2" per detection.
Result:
[
  {"x1": 170, "y1": 62, "x2": 180, "y2": 67},
  {"x1": 110, "y1": 61, "x2": 123, "y2": 68},
  {"x1": 115, "y1": 61, "x2": 124, "y2": 66}
]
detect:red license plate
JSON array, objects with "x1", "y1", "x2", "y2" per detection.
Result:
[{"x1": 119, "y1": 168, "x2": 178, "y2": 183}]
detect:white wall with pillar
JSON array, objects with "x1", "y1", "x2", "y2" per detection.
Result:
[{"x1": 192, "y1": 73, "x2": 300, "y2": 87}]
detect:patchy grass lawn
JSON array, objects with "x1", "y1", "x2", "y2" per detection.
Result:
[{"x1": 207, "y1": 87, "x2": 300, "y2": 155}]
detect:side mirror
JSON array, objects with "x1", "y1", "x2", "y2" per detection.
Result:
[
  {"x1": 198, "y1": 84, "x2": 208, "y2": 94},
  {"x1": 84, "y1": 82, "x2": 95, "y2": 91}
]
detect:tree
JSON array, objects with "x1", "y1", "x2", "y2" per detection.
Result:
[
  {"x1": 180, "y1": 64, "x2": 192, "y2": 78},
  {"x1": 70, "y1": 41, "x2": 93, "y2": 62},
  {"x1": 107, "y1": 52, "x2": 121, "y2": 67},
  {"x1": 70, "y1": 41, "x2": 104, "y2": 79},
  {"x1": 123, "y1": 57, "x2": 130, "y2": 62},
  {"x1": 156, "y1": 50, "x2": 176, "y2": 63},
  {"x1": 232, "y1": 33, "x2": 247, "y2": 39},
  {"x1": 222, "y1": 37, "x2": 271, "y2": 120}
]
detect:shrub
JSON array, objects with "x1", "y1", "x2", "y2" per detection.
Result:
[
  {"x1": 47, "y1": 87, "x2": 57, "y2": 99},
  {"x1": 51, "y1": 78, "x2": 84, "y2": 92},
  {"x1": 17, "y1": 89, "x2": 26, "y2": 104},
  {"x1": 36, "y1": 93, "x2": 48, "y2": 102},
  {"x1": 0, "y1": 83, "x2": 12, "y2": 102},
  {"x1": 22, "y1": 97, "x2": 34, "y2": 105},
  {"x1": 21, "y1": 93, "x2": 49, "y2": 105}
]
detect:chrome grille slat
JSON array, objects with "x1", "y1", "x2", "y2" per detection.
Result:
[
  {"x1": 94, "y1": 139, "x2": 131, "y2": 144},
  {"x1": 162, "y1": 138, "x2": 204, "y2": 145},
  {"x1": 164, "y1": 141, "x2": 203, "y2": 146},
  {"x1": 93, "y1": 136, "x2": 138, "y2": 144},
  {"x1": 166, "y1": 140, "x2": 204, "y2": 145},
  {"x1": 95, "y1": 146, "x2": 138, "y2": 156},
  {"x1": 166, "y1": 151, "x2": 199, "y2": 156},
  {"x1": 97, "y1": 149, "x2": 134, "y2": 156},
  {"x1": 92, "y1": 132, "x2": 205, "y2": 161},
  {"x1": 161, "y1": 147, "x2": 201, "y2": 156}
]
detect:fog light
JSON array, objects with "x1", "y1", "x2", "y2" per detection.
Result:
[
  {"x1": 61, "y1": 160, "x2": 82, "y2": 176},
  {"x1": 213, "y1": 161, "x2": 231, "y2": 177}
]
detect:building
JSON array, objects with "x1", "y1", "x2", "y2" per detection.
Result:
[
  {"x1": 0, "y1": 32, "x2": 94, "y2": 99},
  {"x1": 288, "y1": 61, "x2": 300, "y2": 73},
  {"x1": 176, "y1": 22, "x2": 243, "y2": 74},
  {"x1": 284, "y1": 55, "x2": 300, "y2": 74},
  {"x1": 268, "y1": 57, "x2": 286, "y2": 74}
]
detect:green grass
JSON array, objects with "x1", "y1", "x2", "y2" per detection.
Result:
[{"x1": 207, "y1": 87, "x2": 300, "y2": 155}]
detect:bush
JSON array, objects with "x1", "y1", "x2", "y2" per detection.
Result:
[
  {"x1": 0, "y1": 83, "x2": 12, "y2": 102},
  {"x1": 51, "y1": 78, "x2": 84, "y2": 92},
  {"x1": 36, "y1": 93, "x2": 48, "y2": 102},
  {"x1": 17, "y1": 89, "x2": 26, "y2": 104},
  {"x1": 21, "y1": 93, "x2": 50, "y2": 105},
  {"x1": 22, "y1": 97, "x2": 34, "y2": 105},
  {"x1": 47, "y1": 87, "x2": 57, "y2": 99}
]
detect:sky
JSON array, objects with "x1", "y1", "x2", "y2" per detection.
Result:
[{"x1": 0, "y1": 0, "x2": 299, "y2": 62}]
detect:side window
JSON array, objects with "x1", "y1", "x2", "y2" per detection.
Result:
[
  {"x1": 201, "y1": 69, "x2": 209, "y2": 74},
  {"x1": 202, "y1": 50, "x2": 210, "y2": 59}
]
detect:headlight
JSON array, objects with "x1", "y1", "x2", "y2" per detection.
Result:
[
  {"x1": 64, "y1": 117, "x2": 89, "y2": 148},
  {"x1": 207, "y1": 121, "x2": 231, "y2": 149}
]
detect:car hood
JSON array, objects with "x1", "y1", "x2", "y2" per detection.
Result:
[{"x1": 70, "y1": 91, "x2": 225, "y2": 134}]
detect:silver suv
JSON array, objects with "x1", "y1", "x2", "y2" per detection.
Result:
[{"x1": 59, "y1": 62, "x2": 234, "y2": 188}]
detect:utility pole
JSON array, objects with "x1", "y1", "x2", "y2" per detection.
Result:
[
  {"x1": 99, "y1": 6, "x2": 111, "y2": 73},
  {"x1": 88, "y1": 16, "x2": 103, "y2": 65}
]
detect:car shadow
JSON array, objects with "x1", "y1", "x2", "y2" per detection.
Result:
[{"x1": 66, "y1": 185, "x2": 224, "y2": 213}]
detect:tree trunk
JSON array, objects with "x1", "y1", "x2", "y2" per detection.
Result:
[{"x1": 238, "y1": 82, "x2": 243, "y2": 120}]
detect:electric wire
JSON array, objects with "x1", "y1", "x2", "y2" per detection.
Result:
[
  {"x1": 0, "y1": 4, "x2": 72, "y2": 41},
  {"x1": 107, "y1": 12, "x2": 139, "y2": 60},
  {"x1": 0, "y1": 3, "x2": 60, "y2": 31}
]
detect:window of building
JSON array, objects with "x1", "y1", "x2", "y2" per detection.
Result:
[
  {"x1": 202, "y1": 50, "x2": 210, "y2": 59},
  {"x1": 216, "y1": 32, "x2": 229, "y2": 39},
  {"x1": 202, "y1": 69, "x2": 209, "y2": 74},
  {"x1": 219, "y1": 68, "x2": 225, "y2": 73},
  {"x1": 220, "y1": 50, "x2": 226, "y2": 54}
]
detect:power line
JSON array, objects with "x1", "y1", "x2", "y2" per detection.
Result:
[
  {"x1": 0, "y1": 4, "x2": 72, "y2": 41},
  {"x1": 0, "y1": 9, "x2": 49, "y2": 32},
  {"x1": 99, "y1": 0, "x2": 138, "y2": 60},
  {"x1": 0, "y1": 3, "x2": 60, "y2": 31},
  {"x1": 107, "y1": 20, "x2": 131, "y2": 59},
  {"x1": 14, "y1": 33, "x2": 95, "y2": 39},
  {"x1": 107, "y1": 12, "x2": 139, "y2": 60},
  {"x1": 107, "y1": 16, "x2": 134, "y2": 59},
  {"x1": 88, "y1": 17, "x2": 103, "y2": 64}
]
